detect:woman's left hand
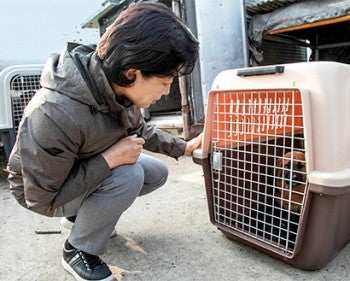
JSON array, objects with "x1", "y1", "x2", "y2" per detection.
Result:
[{"x1": 184, "y1": 133, "x2": 203, "y2": 156}]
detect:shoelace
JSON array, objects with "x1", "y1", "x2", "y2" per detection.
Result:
[{"x1": 78, "y1": 251, "x2": 103, "y2": 271}]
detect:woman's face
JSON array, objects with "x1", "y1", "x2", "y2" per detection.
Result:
[{"x1": 113, "y1": 70, "x2": 174, "y2": 108}]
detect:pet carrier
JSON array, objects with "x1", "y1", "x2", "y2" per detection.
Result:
[
  {"x1": 0, "y1": 64, "x2": 44, "y2": 158},
  {"x1": 193, "y1": 61, "x2": 350, "y2": 270}
]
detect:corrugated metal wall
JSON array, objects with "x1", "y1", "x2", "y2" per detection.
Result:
[
  {"x1": 245, "y1": 0, "x2": 303, "y2": 14},
  {"x1": 246, "y1": 0, "x2": 308, "y2": 66},
  {"x1": 259, "y1": 39, "x2": 307, "y2": 65}
]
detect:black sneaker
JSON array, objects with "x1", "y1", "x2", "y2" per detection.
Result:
[{"x1": 61, "y1": 240, "x2": 114, "y2": 281}]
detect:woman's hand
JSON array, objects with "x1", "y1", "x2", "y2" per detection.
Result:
[
  {"x1": 184, "y1": 133, "x2": 203, "y2": 156},
  {"x1": 102, "y1": 135, "x2": 145, "y2": 169}
]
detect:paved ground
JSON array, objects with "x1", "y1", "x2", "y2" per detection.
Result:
[{"x1": 0, "y1": 152, "x2": 349, "y2": 281}]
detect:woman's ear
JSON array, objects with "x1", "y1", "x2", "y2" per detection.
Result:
[{"x1": 125, "y1": 69, "x2": 139, "y2": 80}]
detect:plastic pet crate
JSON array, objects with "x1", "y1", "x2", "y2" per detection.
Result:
[
  {"x1": 0, "y1": 64, "x2": 44, "y2": 158},
  {"x1": 193, "y1": 61, "x2": 350, "y2": 270}
]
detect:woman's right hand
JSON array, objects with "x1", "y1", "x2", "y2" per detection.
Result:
[{"x1": 101, "y1": 135, "x2": 145, "y2": 169}]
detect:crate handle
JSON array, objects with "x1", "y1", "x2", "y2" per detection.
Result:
[{"x1": 237, "y1": 66, "x2": 284, "y2": 77}]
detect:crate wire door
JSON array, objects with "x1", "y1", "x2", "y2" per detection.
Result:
[
  {"x1": 0, "y1": 64, "x2": 43, "y2": 157},
  {"x1": 11, "y1": 74, "x2": 41, "y2": 133},
  {"x1": 209, "y1": 88, "x2": 308, "y2": 257}
]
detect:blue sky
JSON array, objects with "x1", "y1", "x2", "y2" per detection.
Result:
[{"x1": 0, "y1": 0, "x2": 102, "y2": 62}]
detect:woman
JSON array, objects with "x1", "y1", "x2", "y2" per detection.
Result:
[{"x1": 7, "y1": 2, "x2": 201, "y2": 281}]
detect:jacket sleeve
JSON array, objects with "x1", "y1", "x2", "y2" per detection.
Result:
[
  {"x1": 130, "y1": 108, "x2": 187, "y2": 159},
  {"x1": 17, "y1": 105, "x2": 112, "y2": 214}
]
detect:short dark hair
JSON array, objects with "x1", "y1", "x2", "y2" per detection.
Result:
[{"x1": 96, "y1": 2, "x2": 199, "y2": 87}]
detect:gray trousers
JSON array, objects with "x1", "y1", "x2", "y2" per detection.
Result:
[{"x1": 53, "y1": 153, "x2": 168, "y2": 255}]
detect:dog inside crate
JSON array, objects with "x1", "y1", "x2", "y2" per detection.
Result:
[
  {"x1": 274, "y1": 150, "x2": 307, "y2": 213},
  {"x1": 212, "y1": 133, "x2": 307, "y2": 250},
  {"x1": 209, "y1": 89, "x2": 308, "y2": 251}
]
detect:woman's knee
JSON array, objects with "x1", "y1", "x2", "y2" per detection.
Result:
[
  {"x1": 138, "y1": 157, "x2": 169, "y2": 196},
  {"x1": 100, "y1": 163, "x2": 145, "y2": 198},
  {"x1": 138, "y1": 154, "x2": 168, "y2": 187}
]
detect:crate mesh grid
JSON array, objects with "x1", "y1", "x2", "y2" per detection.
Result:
[
  {"x1": 209, "y1": 89, "x2": 307, "y2": 256},
  {"x1": 10, "y1": 74, "x2": 41, "y2": 133}
]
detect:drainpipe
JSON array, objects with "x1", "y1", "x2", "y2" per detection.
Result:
[{"x1": 172, "y1": 0, "x2": 192, "y2": 140}]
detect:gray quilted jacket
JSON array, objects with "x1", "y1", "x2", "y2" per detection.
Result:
[{"x1": 7, "y1": 43, "x2": 186, "y2": 216}]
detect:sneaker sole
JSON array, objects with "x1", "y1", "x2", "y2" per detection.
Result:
[
  {"x1": 61, "y1": 258, "x2": 114, "y2": 281},
  {"x1": 60, "y1": 217, "x2": 74, "y2": 230},
  {"x1": 110, "y1": 229, "x2": 117, "y2": 238}
]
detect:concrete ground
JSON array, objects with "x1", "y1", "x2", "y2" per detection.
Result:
[{"x1": 0, "y1": 152, "x2": 349, "y2": 281}]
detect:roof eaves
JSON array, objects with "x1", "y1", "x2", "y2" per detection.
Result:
[{"x1": 81, "y1": 0, "x2": 126, "y2": 29}]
